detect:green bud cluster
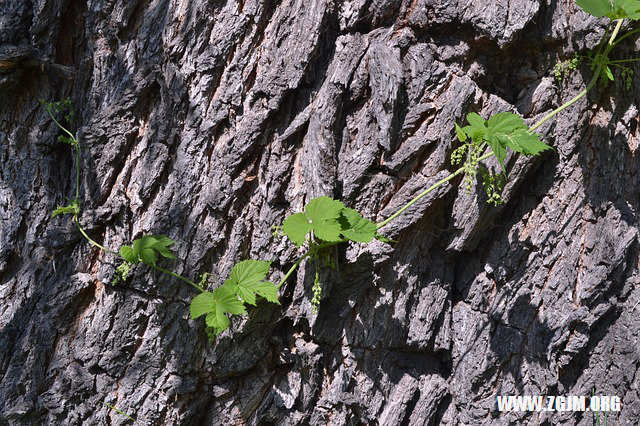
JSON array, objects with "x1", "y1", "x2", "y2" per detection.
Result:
[
  {"x1": 479, "y1": 168, "x2": 505, "y2": 206},
  {"x1": 311, "y1": 268, "x2": 322, "y2": 313},
  {"x1": 463, "y1": 144, "x2": 483, "y2": 194},
  {"x1": 112, "y1": 261, "x2": 133, "y2": 285}
]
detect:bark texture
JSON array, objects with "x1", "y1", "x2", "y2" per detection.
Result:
[{"x1": 1, "y1": 0, "x2": 640, "y2": 424}]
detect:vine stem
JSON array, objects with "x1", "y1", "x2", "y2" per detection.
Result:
[
  {"x1": 607, "y1": 58, "x2": 640, "y2": 64},
  {"x1": 375, "y1": 155, "x2": 489, "y2": 230},
  {"x1": 47, "y1": 103, "x2": 202, "y2": 293},
  {"x1": 276, "y1": 252, "x2": 312, "y2": 288},
  {"x1": 530, "y1": 19, "x2": 623, "y2": 132},
  {"x1": 150, "y1": 264, "x2": 204, "y2": 292},
  {"x1": 75, "y1": 217, "x2": 119, "y2": 255},
  {"x1": 276, "y1": 240, "x2": 345, "y2": 288},
  {"x1": 376, "y1": 19, "x2": 626, "y2": 230}
]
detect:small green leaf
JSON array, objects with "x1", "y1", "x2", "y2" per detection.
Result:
[
  {"x1": 229, "y1": 260, "x2": 271, "y2": 285},
  {"x1": 466, "y1": 112, "x2": 486, "y2": 129},
  {"x1": 455, "y1": 123, "x2": 467, "y2": 142},
  {"x1": 305, "y1": 197, "x2": 345, "y2": 223},
  {"x1": 120, "y1": 246, "x2": 137, "y2": 264},
  {"x1": 282, "y1": 197, "x2": 347, "y2": 244},
  {"x1": 499, "y1": 129, "x2": 553, "y2": 156},
  {"x1": 190, "y1": 291, "x2": 216, "y2": 319},
  {"x1": 192, "y1": 285, "x2": 247, "y2": 335},
  {"x1": 312, "y1": 219, "x2": 343, "y2": 242},
  {"x1": 51, "y1": 200, "x2": 79, "y2": 218},
  {"x1": 576, "y1": 0, "x2": 612, "y2": 17},
  {"x1": 486, "y1": 112, "x2": 527, "y2": 134},
  {"x1": 138, "y1": 248, "x2": 157, "y2": 266},
  {"x1": 253, "y1": 281, "x2": 280, "y2": 304},
  {"x1": 487, "y1": 138, "x2": 507, "y2": 172},
  {"x1": 340, "y1": 208, "x2": 377, "y2": 243},
  {"x1": 282, "y1": 212, "x2": 312, "y2": 246},
  {"x1": 605, "y1": 65, "x2": 614, "y2": 81},
  {"x1": 225, "y1": 260, "x2": 279, "y2": 306},
  {"x1": 123, "y1": 234, "x2": 176, "y2": 266}
]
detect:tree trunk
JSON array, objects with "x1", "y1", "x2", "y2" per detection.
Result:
[{"x1": 1, "y1": 0, "x2": 639, "y2": 424}]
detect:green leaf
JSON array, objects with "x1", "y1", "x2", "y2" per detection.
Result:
[
  {"x1": 613, "y1": 0, "x2": 640, "y2": 19},
  {"x1": 229, "y1": 260, "x2": 271, "y2": 287},
  {"x1": 225, "y1": 260, "x2": 279, "y2": 306},
  {"x1": 305, "y1": 197, "x2": 344, "y2": 223},
  {"x1": 149, "y1": 235, "x2": 176, "y2": 258},
  {"x1": 576, "y1": 0, "x2": 612, "y2": 17},
  {"x1": 487, "y1": 138, "x2": 507, "y2": 172},
  {"x1": 253, "y1": 281, "x2": 280, "y2": 304},
  {"x1": 455, "y1": 123, "x2": 467, "y2": 142},
  {"x1": 305, "y1": 197, "x2": 345, "y2": 242},
  {"x1": 460, "y1": 111, "x2": 551, "y2": 172},
  {"x1": 190, "y1": 291, "x2": 216, "y2": 319},
  {"x1": 312, "y1": 219, "x2": 343, "y2": 242},
  {"x1": 466, "y1": 112, "x2": 486, "y2": 129},
  {"x1": 281, "y1": 197, "x2": 346, "y2": 245},
  {"x1": 51, "y1": 199, "x2": 79, "y2": 218},
  {"x1": 206, "y1": 310, "x2": 230, "y2": 333},
  {"x1": 138, "y1": 248, "x2": 157, "y2": 266},
  {"x1": 214, "y1": 285, "x2": 247, "y2": 315},
  {"x1": 122, "y1": 234, "x2": 177, "y2": 266},
  {"x1": 486, "y1": 112, "x2": 527, "y2": 134},
  {"x1": 340, "y1": 208, "x2": 377, "y2": 243},
  {"x1": 132, "y1": 238, "x2": 144, "y2": 258},
  {"x1": 282, "y1": 213, "x2": 312, "y2": 246},
  {"x1": 192, "y1": 285, "x2": 247, "y2": 335},
  {"x1": 503, "y1": 129, "x2": 553, "y2": 156},
  {"x1": 120, "y1": 246, "x2": 139, "y2": 265},
  {"x1": 605, "y1": 65, "x2": 614, "y2": 81},
  {"x1": 119, "y1": 246, "x2": 137, "y2": 264}
]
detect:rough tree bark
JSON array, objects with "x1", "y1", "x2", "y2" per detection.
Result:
[{"x1": 1, "y1": 0, "x2": 639, "y2": 424}]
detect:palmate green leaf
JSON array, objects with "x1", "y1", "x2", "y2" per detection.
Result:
[
  {"x1": 613, "y1": 0, "x2": 640, "y2": 19},
  {"x1": 281, "y1": 197, "x2": 345, "y2": 245},
  {"x1": 457, "y1": 111, "x2": 550, "y2": 171},
  {"x1": 486, "y1": 112, "x2": 527, "y2": 134},
  {"x1": 190, "y1": 291, "x2": 217, "y2": 318},
  {"x1": 306, "y1": 197, "x2": 345, "y2": 242},
  {"x1": 282, "y1": 213, "x2": 312, "y2": 246},
  {"x1": 312, "y1": 219, "x2": 343, "y2": 242},
  {"x1": 190, "y1": 285, "x2": 247, "y2": 335},
  {"x1": 119, "y1": 246, "x2": 136, "y2": 263},
  {"x1": 497, "y1": 129, "x2": 553, "y2": 156},
  {"x1": 340, "y1": 208, "x2": 377, "y2": 243},
  {"x1": 305, "y1": 197, "x2": 344, "y2": 222},
  {"x1": 576, "y1": 0, "x2": 612, "y2": 17},
  {"x1": 577, "y1": 0, "x2": 640, "y2": 19},
  {"x1": 455, "y1": 123, "x2": 467, "y2": 142},
  {"x1": 120, "y1": 234, "x2": 176, "y2": 266},
  {"x1": 225, "y1": 260, "x2": 280, "y2": 306}
]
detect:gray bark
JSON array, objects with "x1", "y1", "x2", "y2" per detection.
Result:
[{"x1": 1, "y1": 0, "x2": 639, "y2": 424}]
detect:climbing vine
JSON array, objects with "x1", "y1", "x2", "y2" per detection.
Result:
[{"x1": 43, "y1": 2, "x2": 640, "y2": 337}]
